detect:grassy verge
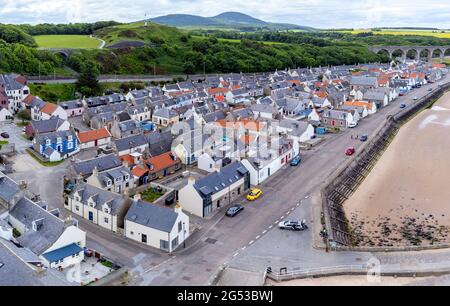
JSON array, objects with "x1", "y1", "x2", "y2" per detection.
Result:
[
  {"x1": 27, "y1": 149, "x2": 65, "y2": 167},
  {"x1": 34, "y1": 35, "x2": 101, "y2": 49},
  {"x1": 0, "y1": 140, "x2": 8, "y2": 145}
]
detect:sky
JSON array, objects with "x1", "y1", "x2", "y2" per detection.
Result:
[{"x1": 1, "y1": 0, "x2": 450, "y2": 29}]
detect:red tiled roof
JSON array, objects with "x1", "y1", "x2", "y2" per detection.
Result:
[
  {"x1": 215, "y1": 119, "x2": 266, "y2": 132},
  {"x1": 77, "y1": 127, "x2": 111, "y2": 143},
  {"x1": 40, "y1": 103, "x2": 58, "y2": 115},
  {"x1": 142, "y1": 152, "x2": 180, "y2": 174},
  {"x1": 208, "y1": 87, "x2": 230, "y2": 95},
  {"x1": 132, "y1": 166, "x2": 147, "y2": 178},
  {"x1": 23, "y1": 95, "x2": 35, "y2": 105}
]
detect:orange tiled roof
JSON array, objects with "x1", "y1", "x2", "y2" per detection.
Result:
[
  {"x1": 215, "y1": 95, "x2": 225, "y2": 102},
  {"x1": 240, "y1": 134, "x2": 257, "y2": 145},
  {"x1": 40, "y1": 103, "x2": 58, "y2": 115},
  {"x1": 120, "y1": 154, "x2": 135, "y2": 165},
  {"x1": 215, "y1": 119, "x2": 266, "y2": 132},
  {"x1": 23, "y1": 95, "x2": 35, "y2": 105},
  {"x1": 344, "y1": 101, "x2": 374, "y2": 109},
  {"x1": 132, "y1": 166, "x2": 147, "y2": 177},
  {"x1": 142, "y1": 152, "x2": 180, "y2": 174},
  {"x1": 208, "y1": 87, "x2": 230, "y2": 95},
  {"x1": 77, "y1": 127, "x2": 111, "y2": 143}
]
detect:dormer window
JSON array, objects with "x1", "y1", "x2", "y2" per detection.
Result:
[
  {"x1": 46, "y1": 139, "x2": 51, "y2": 145},
  {"x1": 68, "y1": 135, "x2": 72, "y2": 141},
  {"x1": 57, "y1": 137, "x2": 62, "y2": 143},
  {"x1": 106, "y1": 180, "x2": 112, "y2": 186}
]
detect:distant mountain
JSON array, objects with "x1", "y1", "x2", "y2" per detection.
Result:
[
  {"x1": 211, "y1": 12, "x2": 268, "y2": 26},
  {"x1": 149, "y1": 12, "x2": 314, "y2": 31}
]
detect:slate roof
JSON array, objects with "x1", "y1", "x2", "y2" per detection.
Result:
[
  {"x1": 42, "y1": 243, "x2": 82, "y2": 263},
  {"x1": 0, "y1": 172, "x2": 21, "y2": 203},
  {"x1": 71, "y1": 183, "x2": 126, "y2": 215},
  {"x1": 35, "y1": 130, "x2": 77, "y2": 146},
  {"x1": 350, "y1": 76, "x2": 378, "y2": 87},
  {"x1": 73, "y1": 154, "x2": 122, "y2": 176},
  {"x1": 194, "y1": 161, "x2": 248, "y2": 198},
  {"x1": 10, "y1": 197, "x2": 66, "y2": 255},
  {"x1": 114, "y1": 134, "x2": 148, "y2": 152},
  {"x1": 153, "y1": 108, "x2": 178, "y2": 119},
  {"x1": 29, "y1": 117, "x2": 66, "y2": 134},
  {"x1": 125, "y1": 200, "x2": 178, "y2": 233}
]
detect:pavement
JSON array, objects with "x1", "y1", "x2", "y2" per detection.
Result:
[
  {"x1": 0, "y1": 121, "x2": 31, "y2": 154},
  {"x1": 7, "y1": 75, "x2": 450, "y2": 286}
]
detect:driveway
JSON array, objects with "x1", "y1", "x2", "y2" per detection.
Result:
[{"x1": 0, "y1": 121, "x2": 31, "y2": 154}]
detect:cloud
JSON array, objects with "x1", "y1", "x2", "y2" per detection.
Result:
[{"x1": 0, "y1": 0, "x2": 449, "y2": 28}]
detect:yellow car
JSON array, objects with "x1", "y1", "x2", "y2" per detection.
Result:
[{"x1": 246, "y1": 188, "x2": 263, "y2": 201}]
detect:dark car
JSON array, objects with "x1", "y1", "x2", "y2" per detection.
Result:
[
  {"x1": 290, "y1": 155, "x2": 301, "y2": 166},
  {"x1": 0, "y1": 132, "x2": 9, "y2": 139},
  {"x1": 400, "y1": 103, "x2": 407, "y2": 109},
  {"x1": 226, "y1": 205, "x2": 244, "y2": 217},
  {"x1": 360, "y1": 135, "x2": 368, "y2": 142}
]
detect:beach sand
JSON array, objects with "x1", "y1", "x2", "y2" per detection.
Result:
[{"x1": 344, "y1": 92, "x2": 450, "y2": 246}]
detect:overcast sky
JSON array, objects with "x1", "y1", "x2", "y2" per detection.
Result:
[{"x1": 1, "y1": 0, "x2": 450, "y2": 29}]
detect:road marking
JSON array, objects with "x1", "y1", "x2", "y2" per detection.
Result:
[
  {"x1": 275, "y1": 220, "x2": 280, "y2": 224},
  {"x1": 233, "y1": 252, "x2": 239, "y2": 257},
  {"x1": 262, "y1": 230, "x2": 267, "y2": 235},
  {"x1": 144, "y1": 255, "x2": 177, "y2": 273},
  {"x1": 255, "y1": 235, "x2": 261, "y2": 240},
  {"x1": 249, "y1": 240, "x2": 254, "y2": 245},
  {"x1": 291, "y1": 208, "x2": 295, "y2": 212},
  {"x1": 269, "y1": 225, "x2": 273, "y2": 229},
  {"x1": 241, "y1": 246, "x2": 246, "y2": 251},
  {"x1": 286, "y1": 210, "x2": 291, "y2": 214},
  {"x1": 305, "y1": 196, "x2": 310, "y2": 199}
]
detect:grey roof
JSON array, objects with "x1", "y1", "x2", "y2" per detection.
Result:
[
  {"x1": 153, "y1": 108, "x2": 178, "y2": 119},
  {"x1": 36, "y1": 130, "x2": 77, "y2": 146},
  {"x1": 279, "y1": 119, "x2": 309, "y2": 131},
  {"x1": 96, "y1": 166, "x2": 131, "y2": 188},
  {"x1": 118, "y1": 120, "x2": 141, "y2": 132},
  {"x1": 194, "y1": 161, "x2": 248, "y2": 198},
  {"x1": 0, "y1": 239, "x2": 73, "y2": 286},
  {"x1": 363, "y1": 90, "x2": 387, "y2": 101},
  {"x1": 72, "y1": 183, "x2": 126, "y2": 215},
  {"x1": 323, "y1": 109, "x2": 349, "y2": 120},
  {"x1": 30, "y1": 117, "x2": 66, "y2": 134},
  {"x1": 250, "y1": 104, "x2": 277, "y2": 114},
  {"x1": 10, "y1": 197, "x2": 65, "y2": 255},
  {"x1": 350, "y1": 76, "x2": 378, "y2": 87},
  {"x1": 125, "y1": 200, "x2": 178, "y2": 233},
  {"x1": 114, "y1": 134, "x2": 148, "y2": 152},
  {"x1": 146, "y1": 131, "x2": 172, "y2": 156},
  {"x1": 0, "y1": 172, "x2": 21, "y2": 204},
  {"x1": 60, "y1": 100, "x2": 83, "y2": 110},
  {"x1": 73, "y1": 154, "x2": 122, "y2": 176},
  {"x1": 203, "y1": 110, "x2": 226, "y2": 123},
  {"x1": 0, "y1": 74, "x2": 25, "y2": 91}
]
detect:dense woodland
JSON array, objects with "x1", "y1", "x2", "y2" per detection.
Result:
[{"x1": 0, "y1": 22, "x2": 449, "y2": 76}]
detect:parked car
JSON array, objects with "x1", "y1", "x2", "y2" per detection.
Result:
[
  {"x1": 0, "y1": 132, "x2": 9, "y2": 139},
  {"x1": 413, "y1": 96, "x2": 418, "y2": 101},
  {"x1": 226, "y1": 205, "x2": 244, "y2": 217},
  {"x1": 399, "y1": 92, "x2": 405, "y2": 96},
  {"x1": 246, "y1": 188, "x2": 263, "y2": 201},
  {"x1": 290, "y1": 155, "x2": 301, "y2": 166},
  {"x1": 348, "y1": 122, "x2": 358, "y2": 128},
  {"x1": 278, "y1": 220, "x2": 308, "y2": 231},
  {"x1": 360, "y1": 135, "x2": 368, "y2": 142},
  {"x1": 346, "y1": 147, "x2": 356, "y2": 156},
  {"x1": 400, "y1": 103, "x2": 407, "y2": 109},
  {"x1": 428, "y1": 88, "x2": 433, "y2": 92}
]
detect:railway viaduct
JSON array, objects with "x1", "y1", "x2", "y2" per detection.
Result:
[{"x1": 369, "y1": 46, "x2": 450, "y2": 61}]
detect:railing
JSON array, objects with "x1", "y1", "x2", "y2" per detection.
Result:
[{"x1": 266, "y1": 265, "x2": 368, "y2": 282}]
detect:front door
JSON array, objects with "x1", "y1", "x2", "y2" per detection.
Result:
[
  {"x1": 142, "y1": 234, "x2": 147, "y2": 243},
  {"x1": 88, "y1": 211, "x2": 93, "y2": 221}
]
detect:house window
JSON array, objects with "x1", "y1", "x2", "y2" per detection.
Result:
[
  {"x1": 75, "y1": 205, "x2": 80, "y2": 212},
  {"x1": 104, "y1": 217, "x2": 109, "y2": 224},
  {"x1": 160, "y1": 240, "x2": 169, "y2": 251},
  {"x1": 178, "y1": 221, "x2": 182, "y2": 233},
  {"x1": 171, "y1": 236, "x2": 179, "y2": 249},
  {"x1": 67, "y1": 142, "x2": 73, "y2": 150},
  {"x1": 46, "y1": 139, "x2": 51, "y2": 146}
]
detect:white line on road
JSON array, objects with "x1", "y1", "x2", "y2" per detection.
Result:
[
  {"x1": 144, "y1": 256, "x2": 177, "y2": 273},
  {"x1": 291, "y1": 208, "x2": 295, "y2": 211},
  {"x1": 255, "y1": 235, "x2": 261, "y2": 240},
  {"x1": 249, "y1": 240, "x2": 254, "y2": 245},
  {"x1": 269, "y1": 225, "x2": 273, "y2": 229},
  {"x1": 262, "y1": 230, "x2": 267, "y2": 235},
  {"x1": 241, "y1": 246, "x2": 246, "y2": 251},
  {"x1": 233, "y1": 253, "x2": 239, "y2": 257}
]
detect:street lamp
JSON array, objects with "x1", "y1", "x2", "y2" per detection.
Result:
[{"x1": 183, "y1": 222, "x2": 186, "y2": 248}]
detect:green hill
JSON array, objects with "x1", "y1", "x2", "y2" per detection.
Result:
[{"x1": 149, "y1": 11, "x2": 314, "y2": 31}]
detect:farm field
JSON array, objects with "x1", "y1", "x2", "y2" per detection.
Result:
[
  {"x1": 343, "y1": 29, "x2": 450, "y2": 38},
  {"x1": 34, "y1": 35, "x2": 102, "y2": 49}
]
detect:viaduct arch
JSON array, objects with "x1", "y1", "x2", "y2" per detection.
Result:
[{"x1": 369, "y1": 46, "x2": 450, "y2": 62}]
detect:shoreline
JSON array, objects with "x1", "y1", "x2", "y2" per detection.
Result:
[{"x1": 344, "y1": 91, "x2": 450, "y2": 247}]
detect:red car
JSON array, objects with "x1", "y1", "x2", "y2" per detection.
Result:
[{"x1": 345, "y1": 147, "x2": 355, "y2": 156}]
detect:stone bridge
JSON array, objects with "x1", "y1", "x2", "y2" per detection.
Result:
[
  {"x1": 39, "y1": 48, "x2": 73, "y2": 59},
  {"x1": 369, "y1": 46, "x2": 450, "y2": 61}
]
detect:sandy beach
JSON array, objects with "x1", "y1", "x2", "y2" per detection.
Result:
[{"x1": 344, "y1": 91, "x2": 450, "y2": 247}]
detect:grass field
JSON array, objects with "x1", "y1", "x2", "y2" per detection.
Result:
[
  {"x1": 342, "y1": 29, "x2": 450, "y2": 39},
  {"x1": 34, "y1": 35, "x2": 101, "y2": 49}
]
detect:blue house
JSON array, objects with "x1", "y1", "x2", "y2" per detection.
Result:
[{"x1": 33, "y1": 130, "x2": 79, "y2": 162}]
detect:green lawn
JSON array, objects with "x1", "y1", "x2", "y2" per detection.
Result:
[
  {"x1": 141, "y1": 188, "x2": 165, "y2": 203},
  {"x1": 34, "y1": 35, "x2": 101, "y2": 49}
]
